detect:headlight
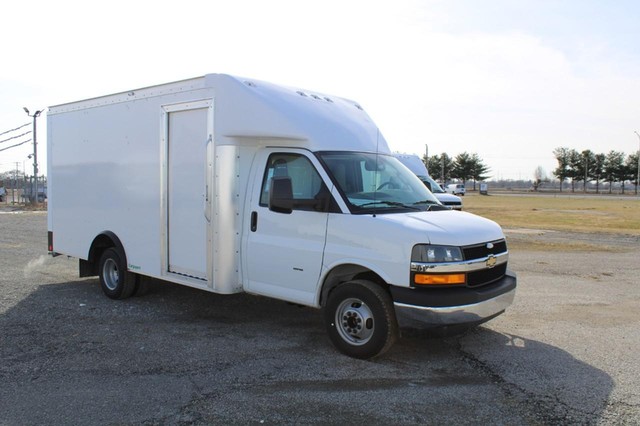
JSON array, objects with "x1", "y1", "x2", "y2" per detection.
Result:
[
  {"x1": 411, "y1": 245, "x2": 463, "y2": 263},
  {"x1": 411, "y1": 244, "x2": 466, "y2": 286}
]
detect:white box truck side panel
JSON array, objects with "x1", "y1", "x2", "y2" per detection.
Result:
[
  {"x1": 48, "y1": 83, "x2": 225, "y2": 291},
  {"x1": 47, "y1": 95, "x2": 167, "y2": 263}
]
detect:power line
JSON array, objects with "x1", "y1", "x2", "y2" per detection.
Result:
[
  {"x1": 0, "y1": 122, "x2": 30, "y2": 137},
  {"x1": 0, "y1": 139, "x2": 32, "y2": 153},
  {"x1": 0, "y1": 130, "x2": 32, "y2": 144}
]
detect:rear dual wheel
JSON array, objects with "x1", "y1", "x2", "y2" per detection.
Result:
[
  {"x1": 98, "y1": 248, "x2": 137, "y2": 300},
  {"x1": 324, "y1": 280, "x2": 399, "y2": 359}
]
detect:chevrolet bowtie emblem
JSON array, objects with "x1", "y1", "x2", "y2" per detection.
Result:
[{"x1": 486, "y1": 255, "x2": 497, "y2": 268}]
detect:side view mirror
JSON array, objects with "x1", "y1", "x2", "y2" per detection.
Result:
[{"x1": 269, "y1": 176, "x2": 293, "y2": 214}]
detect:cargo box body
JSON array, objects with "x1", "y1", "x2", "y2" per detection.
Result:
[{"x1": 48, "y1": 74, "x2": 385, "y2": 295}]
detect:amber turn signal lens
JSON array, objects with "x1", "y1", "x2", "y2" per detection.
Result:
[{"x1": 414, "y1": 273, "x2": 465, "y2": 285}]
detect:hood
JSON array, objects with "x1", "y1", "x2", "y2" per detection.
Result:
[
  {"x1": 379, "y1": 210, "x2": 504, "y2": 247},
  {"x1": 433, "y1": 193, "x2": 462, "y2": 203}
]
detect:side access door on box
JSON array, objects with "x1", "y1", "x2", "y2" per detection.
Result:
[{"x1": 161, "y1": 100, "x2": 214, "y2": 286}]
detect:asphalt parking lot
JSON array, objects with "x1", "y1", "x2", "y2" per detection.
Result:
[{"x1": 1, "y1": 210, "x2": 638, "y2": 425}]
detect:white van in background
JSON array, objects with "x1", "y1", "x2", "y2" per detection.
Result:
[
  {"x1": 447, "y1": 184, "x2": 466, "y2": 196},
  {"x1": 421, "y1": 175, "x2": 462, "y2": 210},
  {"x1": 393, "y1": 154, "x2": 462, "y2": 210}
]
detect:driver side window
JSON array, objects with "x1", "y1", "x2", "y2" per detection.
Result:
[{"x1": 259, "y1": 153, "x2": 331, "y2": 212}]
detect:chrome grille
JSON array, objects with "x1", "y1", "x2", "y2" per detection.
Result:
[
  {"x1": 462, "y1": 239, "x2": 508, "y2": 288},
  {"x1": 463, "y1": 239, "x2": 507, "y2": 260}
]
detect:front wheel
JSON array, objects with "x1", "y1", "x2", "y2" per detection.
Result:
[{"x1": 324, "y1": 280, "x2": 399, "y2": 359}]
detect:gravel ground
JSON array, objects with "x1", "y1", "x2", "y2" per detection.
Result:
[{"x1": 0, "y1": 210, "x2": 638, "y2": 425}]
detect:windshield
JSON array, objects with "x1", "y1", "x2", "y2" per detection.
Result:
[
  {"x1": 419, "y1": 175, "x2": 445, "y2": 193},
  {"x1": 318, "y1": 152, "x2": 442, "y2": 213}
]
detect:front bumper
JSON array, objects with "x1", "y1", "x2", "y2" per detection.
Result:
[{"x1": 391, "y1": 270, "x2": 516, "y2": 328}]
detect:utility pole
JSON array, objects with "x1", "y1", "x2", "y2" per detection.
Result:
[
  {"x1": 13, "y1": 162, "x2": 19, "y2": 204},
  {"x1": 24, "y1": 107, "x2": 42, "y2": 205}
]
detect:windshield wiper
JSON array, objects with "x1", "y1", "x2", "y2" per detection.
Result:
[
  {"x1": 356, "y1": 201, "x2": 421, "y2": 210},
  {"x1": 413, "y1": 200, "x2": 450, "y2": 211}
]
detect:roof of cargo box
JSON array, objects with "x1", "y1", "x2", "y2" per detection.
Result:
[
  {"x1": 48, "y1": 74, "x2": 390, "y2": 154},
  {"x1": 207, "y1": 74, "x2": 390, "y2": 153}
]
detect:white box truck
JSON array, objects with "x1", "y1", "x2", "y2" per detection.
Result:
[
  {"x1": 393, "y1": 153, "x2": 463, "y2": 210},
  {"x1": 47, "y1": 74, "x2": 516, "y2": 359}
]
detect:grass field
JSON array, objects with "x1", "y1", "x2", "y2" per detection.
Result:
[{"x1": 462, "y1": 193, "x2": 640, "y2": 235}]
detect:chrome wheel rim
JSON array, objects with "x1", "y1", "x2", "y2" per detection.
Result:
[
  {"x1": 335, "y1": 298, "x2": 374, "y2": 346},
  {"x1": 102, "y1": 258, "x2": 119, "y2": 291}
]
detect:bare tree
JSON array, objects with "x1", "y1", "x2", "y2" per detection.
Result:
[{"x1": 533, "y1": 166, "x2": 547, "y2": 191}]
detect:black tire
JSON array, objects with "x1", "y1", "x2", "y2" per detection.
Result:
[
  {"x1": 98, "y1": 247, "x2": 137, "y2": 300},
  {"x1": 133, "y1": 276, "x2": 151, "y2": 297},
  {"x1": 324, "y1": 280, "x2": 399, "y2": 359}
]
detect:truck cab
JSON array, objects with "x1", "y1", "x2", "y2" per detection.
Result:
[{"x1": 249, "y1": 149, "x2": 514, "y2": 358}]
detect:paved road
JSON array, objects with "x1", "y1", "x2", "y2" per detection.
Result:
[
  {"x1": 1, "y1": 211, "x2": 638, "y2": 424},
  {"x1": 483, "y1": 190, "x2": 640, "y2": 201}
]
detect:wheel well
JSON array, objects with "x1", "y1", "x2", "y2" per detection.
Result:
[
  {"x1": 80, "y1": 231, "x2": 126, "y2": 277},
  {"x1": 319, "y1": 264, "x2": 388, "y2": 307}
]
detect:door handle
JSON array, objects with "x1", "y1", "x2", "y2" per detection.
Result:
[{"x1": 250, "y1": 211, "x2": 258, "y2": 232}]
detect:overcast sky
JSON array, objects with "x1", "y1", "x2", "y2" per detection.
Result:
[{"x1": 1, "y1": 0, "x2": 639, "y2": 179}]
